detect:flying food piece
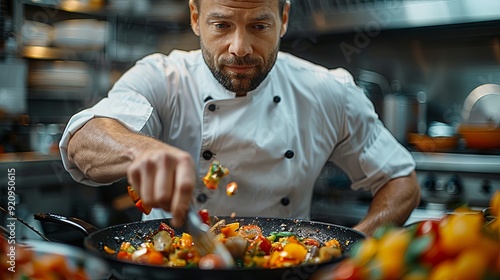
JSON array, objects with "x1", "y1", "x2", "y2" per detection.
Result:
[
  {"x1": 202, "y1": 161, "x2": 238, "y2": 196},
  {"x1": 226, "y1": 182, "x2": 238, "y2": 196},
  {"x1": 202, "y1": 160, "x2": 230, "y2": 190}
]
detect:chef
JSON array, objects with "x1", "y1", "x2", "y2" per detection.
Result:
[{"x1": 59, "y1": 0, "x2": 420, "y2": 236}]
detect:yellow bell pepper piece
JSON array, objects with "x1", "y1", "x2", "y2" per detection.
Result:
[
  {"x1": 282, "y1": 242, "x2": 308, "y2": 262},
  {"x1": 221, "y1": 222, "x2": 240, "y2": 237}
]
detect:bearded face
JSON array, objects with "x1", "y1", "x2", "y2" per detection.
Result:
[
  {"x1": 190, "y1": 0, "x2": 289, "y2": 96},
  {"x1": 201, "y1": 40, "x2": 279, "y2": 94}
]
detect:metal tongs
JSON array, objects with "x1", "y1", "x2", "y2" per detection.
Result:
[{"x1": 186, "y1": 205, "x2": 234, "y2": 268}]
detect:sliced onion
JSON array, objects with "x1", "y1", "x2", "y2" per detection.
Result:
[
  {"x1": 131, "y1": 247, "x2": 148, "y2": 261},
  {"x1": 152, "y1": 231, "x2": 173, "y2": 252},
  {"x1": 210, "y1": 219, "x2": 227, "y2": 235}
]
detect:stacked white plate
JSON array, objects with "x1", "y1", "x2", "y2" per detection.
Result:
[
  {"x1": 28, "y1": 60, "x2": 91, "y2": 89},
  {"x1": 52, "y1": 19, "x2": 107, "y2": 48},
  {"x1": 22, "y1": 20, "x2": 53, "y2": 47}
]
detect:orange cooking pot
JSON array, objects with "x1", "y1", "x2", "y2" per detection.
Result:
[
  {"x1": 457, "y1": 123, "x2": 500, "y2": 149},
  {"x1": 459, "y1": 84, "x2": 500, "y2": 150}
]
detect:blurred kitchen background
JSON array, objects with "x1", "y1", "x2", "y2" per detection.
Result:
[{"x1": 0, "y1": 0, "x2": 499, "y2": 245}]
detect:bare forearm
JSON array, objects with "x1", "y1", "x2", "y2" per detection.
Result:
[
  {"x1": 353, "y1": 171, "x2": 420, "y2": 236},
  {"x1": 67, "y1": 117, "x2": 165, "y2": 183}
]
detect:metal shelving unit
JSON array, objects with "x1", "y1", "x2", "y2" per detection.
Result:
[{"x1": 287, "y1": 0, "x2": 500, "y2": 36}]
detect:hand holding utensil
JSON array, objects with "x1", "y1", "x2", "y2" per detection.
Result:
[{"x1": 127, "y1": 185, "x2": 234, "y2": 268}]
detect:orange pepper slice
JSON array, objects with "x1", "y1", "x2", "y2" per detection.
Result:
[{"x1": 127, "y1": 185, "x2": 152, "y2": 215}]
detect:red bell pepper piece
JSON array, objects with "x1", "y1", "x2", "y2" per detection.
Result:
[
  {"x1": 198, "y1": 209, "x2": 211, "y2": 226},
  {"x1": 127, "y1": 185, "x2": 140, "y2": 202},
  {"x1": 258, "y1": 235, "x2": 272, "y2": 255},
  {"x1": 135, "y1": 200, "x2": 152, "y2": 215},
  {"x1": 159, "y1": 222, "x2": 175, "y2": 237},
  {"x1": 127, "y1": 185, "x2": 152, "y2": 215},
  {"x1": 116, "y1": 251, "x2": 131, "y2": 260}
]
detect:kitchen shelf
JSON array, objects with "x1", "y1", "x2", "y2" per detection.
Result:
[
  {"x1": 10, "y1": 0, "x2": 193, "y2": 136},
  {"x1": 286, "y1": 0, "x2": 500, "y2": 36},
  {"x1": 22, "y1": 45, "x2": 103, "y2": 60},
  {"x1": 28, "y1": 88, "x2": 88, "y2": 101},
  {"x1": 21, "y1": 0, "x2": 105, "y2": 14},
  {"x1": 21, "y1": 0, "x2": 189, "y2": 23},
  {"x1": 0, "y1": 151, "x2": 60, "y2": 163}
]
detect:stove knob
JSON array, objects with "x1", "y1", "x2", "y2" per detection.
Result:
[
  {"x1": 446, "y1": 176, "x2": 462, "y2": 195},
  {"x1": 422, "y1": 175, "x2": 436, "y2": 192},
  {"x1": 481, "y1": 179, "x2": 492, "y2": 194}
]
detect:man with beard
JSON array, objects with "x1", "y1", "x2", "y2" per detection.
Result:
[{"x1": 59, "y1": 0, "x2": 420, "y2": 236}]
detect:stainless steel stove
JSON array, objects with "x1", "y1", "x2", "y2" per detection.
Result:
[
  {"x1": 412, "y1": 152, "x2": 499, "y2": 205},
  {"x1": 310, "y1": 151, "x2": 500, "y2": 227}
]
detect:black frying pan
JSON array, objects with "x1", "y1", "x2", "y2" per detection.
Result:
[{"x1": 34, "y1": 213, "x2": 365, "y2": 280}]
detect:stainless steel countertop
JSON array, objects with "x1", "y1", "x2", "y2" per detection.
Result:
[
  {"x1": 0, "y1": 152, "x2": 70, "y2": 188},
  {"x1": 411, "y1": 151, "x2": 500, "y2": 173},
  {"x1": 0, "y1": 152, "x2": 61, "y2": 163}
]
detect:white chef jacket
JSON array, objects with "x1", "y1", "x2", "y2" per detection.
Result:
[{"x1": 59, "y1": 50, "x2": 415, "y2": 221}]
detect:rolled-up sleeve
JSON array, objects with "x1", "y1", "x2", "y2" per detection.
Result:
[
  {"x1": 330, "y1": 78, "x2": 415, "y2": 195},
  {"x1": 356, "y1": 125, "x2": 416, "y2": 194},
  {"x1": 59, "y1": 91, "x2": 153, "y2": 186}
]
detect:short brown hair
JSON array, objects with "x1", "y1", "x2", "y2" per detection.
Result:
[{"x1": 193, "y1": 0, "x2": 288, "y2": 17}]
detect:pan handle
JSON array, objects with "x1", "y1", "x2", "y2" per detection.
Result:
[{"x1": 34, "y1": 213, "x2": 100, "y2": 236}]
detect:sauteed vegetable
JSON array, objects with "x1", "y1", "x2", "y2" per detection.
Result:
[
  {"x1": 327, "y1": 190, "x2": 500, "y2": 280},
  {"x1": 120, "y1": 161, "x2": 342, "y2": 269},
  {"x1": 0, "y1": 237, "x2": 90, "y2": 280},
  {"x1": 110, "y1": 216, "x2": 344, "y2": 269},
  {"x1": 203, "y1": 160, "x2": 230, "y2": 190},
  {"x1": 128, "y1": 185, "x2": 152, "y2": 215},
  {"x1": 202, "y1": 160, "x2": 238, "y2": 196}
]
